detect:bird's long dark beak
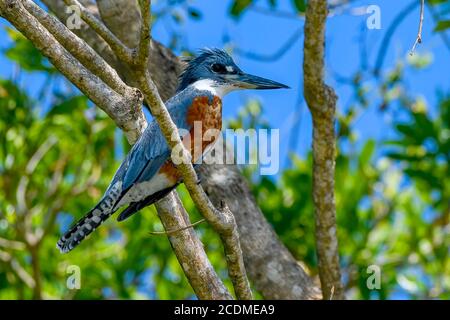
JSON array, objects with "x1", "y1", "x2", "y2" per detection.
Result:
[{"x1": 232, "y1": 73, "x2": 289, "y2": 90}]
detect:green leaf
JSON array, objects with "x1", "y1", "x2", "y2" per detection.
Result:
[
  {"x1": 230, "y1": 0, "x2": 253, "y2": 17},
  {"x1": 292, "y1": 0, "x2": 306, "y2": 13},
  {"x1": 47, "y1": 95, "x2": 88, "y2": 116},
  {"x1": 359, "y1": 140, "x2": 375, "y2": 164},
  {"x1": 386, "y1": 152, "x2": 423, "y2": 161},
  {"x1": 428, "y1": 0, "x2": 448, "y2": 5},
  {"x1": 434, "y1": 20, "x2": 450, "y2": 32},
  {"x1": 4, "y1": 28, "x2": 55, "y2": 73}
]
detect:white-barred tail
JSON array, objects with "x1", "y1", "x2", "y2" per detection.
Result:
[{"x1": 57, "y1": 182, "x2": 122, "y2": 253}]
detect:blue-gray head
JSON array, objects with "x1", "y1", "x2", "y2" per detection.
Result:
[{"x1": 177, "y1": 48, "x2": 289, "y2": 95}]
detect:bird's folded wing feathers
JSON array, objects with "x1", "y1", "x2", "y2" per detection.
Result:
[{"x1": 104, "y1": 94, "x2": 193, "y2": 202}]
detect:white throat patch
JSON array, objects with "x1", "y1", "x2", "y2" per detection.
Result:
[{"x1": 191, "y1": 79, "x2": 235, "y2": 98}]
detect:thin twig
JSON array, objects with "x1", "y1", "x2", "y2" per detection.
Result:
[
  {"x1": 374, "y1": 1, "x2": 419, "y2": 76},
  {"x1": 410, "y1": 0, "x2": 425, "y2": 55},
  {"x1": 149, "y1": 219, "x2": 205, "y2": 235},
  {"x1": 134, "y1": 0, "x2": 151, "y2": 67}
]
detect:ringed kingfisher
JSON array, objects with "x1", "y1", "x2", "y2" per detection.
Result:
[{"x1": 57, "y1": 48, "x2": 288, "y2": 253}]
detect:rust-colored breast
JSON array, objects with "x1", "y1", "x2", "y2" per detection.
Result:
[
  {"x1": 185, "y1": 96, "x2": 222, "y2": 163},
  {"x1": 186, "y1": 96, "x2": 222, "y2": 129},
  {"x1": 159, "y1": 96, "x2": 223, "y2": 183}
]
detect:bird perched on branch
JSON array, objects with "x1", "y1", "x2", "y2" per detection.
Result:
[{"x1": 57, "y1": 48, "x2": 288, "y2": 253}]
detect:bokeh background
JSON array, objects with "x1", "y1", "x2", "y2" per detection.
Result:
[{"x1": 0, "y1": 0, "x2": 449, "y2": 299}]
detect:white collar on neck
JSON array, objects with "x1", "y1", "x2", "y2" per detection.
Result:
[{"x1": 191, "y1": 79, "x2": 235, "y2": 98}]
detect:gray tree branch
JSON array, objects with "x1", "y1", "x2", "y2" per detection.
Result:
[
  {"x1": 155, "y1": 192, "x2": 232, "y2": 299},
  {"x1": 22, "y1": 0, "x2": 129, "y2": 96},
  {"x1": 0, "y1": 0, "x2": 145, "y2": 144},
  {"x1": 303, "y1": 0, "x2": 344, "y2": 299}
]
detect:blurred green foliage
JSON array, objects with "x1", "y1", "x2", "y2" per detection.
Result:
[
  {"x1": 0, "y1": 78, "x2": 234, "y2": 299},
  {"x1": 227, "y1": 92, "x2": 449, "y2": 299},
  {"x1": 229, "y1": 0, "x2": 306, "y2": 18},
  {"x1": 4, "y1": 29, "x2": 55, "y2": 73}
]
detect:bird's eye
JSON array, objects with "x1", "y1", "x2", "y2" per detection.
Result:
[{"x1": 211, "y1": 63, "x2": 227, "y2": 74}]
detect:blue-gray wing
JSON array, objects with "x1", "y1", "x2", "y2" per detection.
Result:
[
  {"x1": 122, "y1": 120, "x2": 170, "y2": 190},
  {"x1": 104, "y1": 90, "x2": 196, "y2": 199}
]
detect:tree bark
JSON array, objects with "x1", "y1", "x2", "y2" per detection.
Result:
[
  {"x1": 303, "y1": 0, "x2": 344, "y2": 300},
  {"x1": 198, "y1": 148, "x2": 321, "y2": 299},
  {"x1": 155, "y1": 192, "x2": 232, "y2": 299}
]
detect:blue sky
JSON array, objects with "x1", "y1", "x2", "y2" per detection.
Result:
[
  {"x1": 0, "y1": 0, "x2": 449, "y2": 167},
  {"x1": 152, "y1": 0, "x2": 450, "y2": 162}
]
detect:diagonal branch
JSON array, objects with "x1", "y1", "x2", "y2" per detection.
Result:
[
  {"x1": 303, "y1": 0, "x2": 344, "y2": 299},
  {"x1": 0, "y1": 0, "x2": 145, "y2": 144},
  {"x1": 131, "y1": 0, "x2": 252, "y2": 300},
  {"x1": 155, "y1": 193, "x2": 232, "y2": 299},
  {"x1": 22, "y1": 0, "x2": 129, "y2": 96},
  {"x1": 410, "y1": 0, "x2": 425, "y2": 55}
]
